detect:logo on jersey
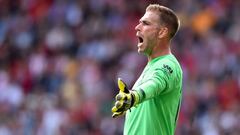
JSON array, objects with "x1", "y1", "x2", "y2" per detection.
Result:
[{"x1": 163, "y1": 64, "x2": 173, "y2": 74}]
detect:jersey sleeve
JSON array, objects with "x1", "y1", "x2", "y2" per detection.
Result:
[{"x1": 134, "y1": 65, "x2": 173, "y2": 103}]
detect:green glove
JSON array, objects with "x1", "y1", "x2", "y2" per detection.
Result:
[{"x1": 111, "y1": 78, "x2": 139, "y2": 118}]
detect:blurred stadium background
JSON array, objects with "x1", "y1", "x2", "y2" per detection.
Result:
[{"x1": 0, "y1": 0, "x2": 240, "y2": 135}]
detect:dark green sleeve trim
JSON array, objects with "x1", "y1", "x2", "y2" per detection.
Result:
[
  {"x1": 138, "y1": 88, "x2": 146, "y2": 103},
  {"x1": 131, "y1": 88, "x2": 146, "y2": 104}
]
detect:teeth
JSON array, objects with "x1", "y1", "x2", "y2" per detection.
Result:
[{"x1": 138, "y1": 43, "x2": 143, "y2": 47}]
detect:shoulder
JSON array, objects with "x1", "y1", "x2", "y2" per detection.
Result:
[{"x1": 153, "y1": 55, "x2": 182, "y2": 76}]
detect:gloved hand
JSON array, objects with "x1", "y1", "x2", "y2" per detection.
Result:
[{"x1": 111, "y1": 78, "x2": 138, "y2": 118}]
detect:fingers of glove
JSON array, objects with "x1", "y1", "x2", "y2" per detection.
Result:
[
  {"x1": 115, "y1": 93, "x2": 127, "y2": 101},
  {"x1": 112, "y1": 101, "x2": 123, "y2": 112},
  {"x1": 116, "y1": 93, "x2": 132, "y2": 102},
  {"x1": 112, "y1": 101, "x2": 127, "y2": 112},
  {"x1": 112, "y1": 100, "x2": 131, "y2": 113},
  {"x1": 111, "y1": 106, "x2": 118, "y2": 113},
  {"x1": 112, "y1": 111, "x2": 126, "y2": 118}
]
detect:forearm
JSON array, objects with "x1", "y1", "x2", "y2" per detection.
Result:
[{"x1": 132, "y1": 77, "x2": 167, "y2": 104}]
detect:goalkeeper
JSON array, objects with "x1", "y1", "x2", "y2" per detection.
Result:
[{"x1": 112, "y1": 4, "x2": 183, "y2": 135}]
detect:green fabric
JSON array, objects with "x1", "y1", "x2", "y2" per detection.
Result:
[{"x1": 124, "y1": 54, "x2": 183, "y2": 135}]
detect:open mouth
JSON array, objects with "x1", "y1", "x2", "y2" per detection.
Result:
[{"x1": 138, "y1": 37, "x2": 143, "y2": 43}]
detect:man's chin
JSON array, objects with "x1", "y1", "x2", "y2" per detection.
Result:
[{"x1": 138, "y1": 48, "x2": 151, "y2": 56}]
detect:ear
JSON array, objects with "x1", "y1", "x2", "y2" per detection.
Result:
[{"x1": 158, "y1": 27, "x2": 168, "y2": 39}]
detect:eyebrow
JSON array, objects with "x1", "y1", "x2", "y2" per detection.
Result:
[{"x1": 139, "y1": 19, "x2": 151, "y2": 24}]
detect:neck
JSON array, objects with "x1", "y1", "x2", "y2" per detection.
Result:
[{"x1": 147, "y1": 41, "x2": 171, "y2": 62}]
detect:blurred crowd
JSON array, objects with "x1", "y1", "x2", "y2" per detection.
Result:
[{"x1": 0, "y1": 0, "x2": 240, "y2": 135}]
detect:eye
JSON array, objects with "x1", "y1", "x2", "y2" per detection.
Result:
[
  {"x1": 142, "y1": 21, "x2": 149, "y2": 25},
  {"x1": 139, "y1": 20, "x2": 149, "y2": 26}
]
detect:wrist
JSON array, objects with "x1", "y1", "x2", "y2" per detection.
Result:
[{"x1": 130, "y1": 90, "x2": 140, "y2": 107}]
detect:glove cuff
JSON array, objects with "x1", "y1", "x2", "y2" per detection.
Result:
[{"x1": 130, "y1": 90, "x2": 140, "y2": 107}]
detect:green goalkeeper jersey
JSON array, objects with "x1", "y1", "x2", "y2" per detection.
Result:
[{"x1": 124, "y1": 54, "x2": 183, "y2": 135}]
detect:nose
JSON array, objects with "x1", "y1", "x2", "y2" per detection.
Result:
[{"x1": 135, "y1": 23, "x2": 141, "y2": 31}]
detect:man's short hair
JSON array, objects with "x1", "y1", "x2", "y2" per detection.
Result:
[{"x1": 146, "y1": 4, "x2": 180, "y2": 39}]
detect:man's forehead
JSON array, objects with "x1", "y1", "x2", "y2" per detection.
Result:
[{"x1": 140, "y1": 11, "x2": 159, "y2": 22}]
